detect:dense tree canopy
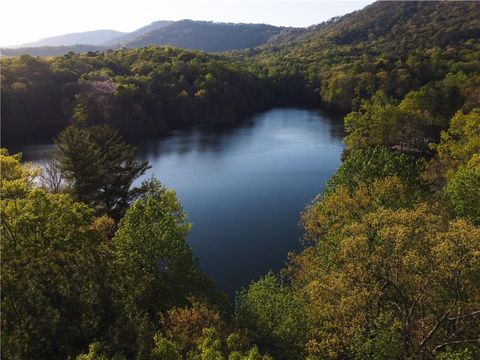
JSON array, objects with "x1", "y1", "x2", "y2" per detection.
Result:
[
  {"x1": 235, "y1": 104, "x2": 480, "y2": 359},
  {"x1": 0, "y1": 150, "x2": 237, "y2": 359},
  {"x1": 237, "y1": 151, "x2": 480, "y2": 359},
  {"x1": 1, "y1": 47, "x2": 274, "y2": 145},
  {"x1": 1, "y1": 150, "x2": 113, "y2": 359}
]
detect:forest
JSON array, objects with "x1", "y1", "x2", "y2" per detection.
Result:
[
  {"x1": 1, "y1": 47, "x2": 277, "y2": 145},
  {"x1": 1, "y1": 1, "x2": 480, "y2": 359}
]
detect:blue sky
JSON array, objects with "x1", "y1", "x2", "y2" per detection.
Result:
[{"x1": 0, "y1": 0, "x2": 374, "y2": 47}]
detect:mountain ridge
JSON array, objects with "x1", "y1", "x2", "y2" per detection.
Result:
[
  {"x1": 102, "y1": 20, "x2": 174, "y2": 45},
  {"x1": 1, "y1": 20, "x2": 293, "y2": 56},
  {"x1": 15, "y1": 29, "x2": 126, "y2": 48},
  {"x1": 123, "y1": 19, "x2": 287, "y2": 52}
]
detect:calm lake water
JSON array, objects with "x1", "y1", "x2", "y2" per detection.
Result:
[{"x1": 17, "y1": 108, "x2": 345, "y2": 295}]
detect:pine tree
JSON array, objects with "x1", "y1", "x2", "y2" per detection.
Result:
[{"x1": 55, "y1": 123, "x2": 150, "y2": 219}]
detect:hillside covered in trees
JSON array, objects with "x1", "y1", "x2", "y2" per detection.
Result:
[
  {"x1": 1, "y1": 1, "x2": 480, "y2": 359},
  {"x1": 244, "y1": 1, "x2": 480, "y2": 147},
  {"x1": 123, "y1": 21, "x2": 286, "y2": 52},
  {"x1": 2, "y1": 1, "x2": 479, "y2": 149},
  {"x1": 1, "y1": 47, "x2": 276, "y2": 145},
  {"x1": 1, "y1": 20, "x2": 292, "y2": 57}
]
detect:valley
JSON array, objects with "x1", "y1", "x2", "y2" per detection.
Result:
[{"x1": 1, "y1": 1, "x2": 480, "y2": 359}]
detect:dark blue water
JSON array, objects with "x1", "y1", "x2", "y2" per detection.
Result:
[{"x1": 17, "y1": 108, "x2": 344, "y2": 295}]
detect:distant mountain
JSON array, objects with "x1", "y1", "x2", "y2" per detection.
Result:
[
  {"x1": 1, "y1": 45, "x2": 110, "y2": 57},
  {"x1": 102, "y1": 20, "x2": 173, "y2": 45},
  {"x1": 123, "y1": 20, "x2": 286, "y2": 52},
  {"x1": 1, "y1": 20, "x2": 293, "y2": 57},
  {"x1": 17, "y1": 29, "x2": 126, "y2": 47}
]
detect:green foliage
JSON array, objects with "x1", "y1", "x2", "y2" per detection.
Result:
[
  {"x1": 399, "y1": 72, "x2": 467, "y2": 129},
  {"x1": 296, "y1": 199, "x2": 480, "y2": 358},
  {"x1": 151, "y1": 336, "x2": 182, "y2": 360},
  {"x1": 252, "y1": 133, "x2": 479, "y2": 359},
  {"x1": 425, "y1": 108, "x2": 480, "y2": 190},
  {"x1": 249, "y1": 1, "x2": 480, "y2": 114},
  {"x1": 0, "y1": 149, "x2": 219, "y2": 360},
  {"x1": 1, "y1": 47, "x2": 271, "y2": 145},
  {"x1": 191, "y1": 327, "x2": 224, "y2": 360},
  {"x1": 0, "y1": 148, "x2": 38, "y2": 199},
  {"x1": 154, "y1": 300, "x2": 270, "y2": 360},
  {"x1": 111, "y1": 179, "x2": 214, "y2": 356},
  {"x1": 352, "y1": 316, "x2": 403, "y2": 360},
  {"x1": 344, "y1": 91, "x2": 403, "y2": 149},
  {"x1": 55, "y1": 123, "x2": 150, "y2": 219},
  {"x1": 437, "y1": 348, "x2": 475, "y2": 360},
  {"x1": 185, "y1": 327, "x2": 271, "y2": 360},
  {"x1": 301, "y1": 176, "x2": 420, "y2": 249},
  {"x1": 235, "y1": 272, "x2": 307, "y2": 359},
  {"x1": 435, "y1": 109, "x2": 480, "y2": 172},
  {"x1": 344, "y1": 73, "x2": 470, "y2": 152},
  {"x1": 327, "y1": 147, "x2": 425, "y2": 194},
  {"x1": 444, "y1": 155, "x2": 480, "y2": 225},
  {"x1": 1, "y1": 165, "x2": 112, "y2": 359},
  {"x1": 76, "y1": 343, "x2": 126, "y2": 360},
  {"x1": 112, "y1": 179, "x2": 198, "y2": 309}
]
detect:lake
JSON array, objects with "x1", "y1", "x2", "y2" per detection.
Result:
[{"x1": 16, "y1": 107, "x2": 345, "y2": 295}]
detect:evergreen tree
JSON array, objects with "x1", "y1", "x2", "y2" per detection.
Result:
[{"x1": 55, "y1": 123, "x2": 150, "y2": 219}]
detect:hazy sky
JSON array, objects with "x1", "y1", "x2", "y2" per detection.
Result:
[{"x1": 1, "y1": 0, "x2": 374, "y2": 47}]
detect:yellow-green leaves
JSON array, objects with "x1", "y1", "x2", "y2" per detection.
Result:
[
  {"x1": 435, "y1": 109, "x2": 480, "y2": 173},
  {"x1": 444, "y1": 156, "x2": 480, "y2": 225},
  {"x1": 0, "y1": 148, "x2": 38, "y2": 199},
  {"x1": 344, "y1": 91, "x2": 401, "y2": 150},
  {"x1": 294, "y1": 200, "x2": 480, "y2": 358}
]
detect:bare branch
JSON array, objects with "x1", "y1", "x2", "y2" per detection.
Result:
[
  {"x1": 447, "y1": 310, "x2": 480, "y2": 322},
  {"x1": 418, "y1": 311, "x2": 450, "y2": 350},
  {"x1": 433, "y1": 339, "x2": 480, "y2": 355}
]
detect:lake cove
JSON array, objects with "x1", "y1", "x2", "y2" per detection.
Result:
[{"x1": 18, "y1": 107, "x2": 345, "y2": 295}]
